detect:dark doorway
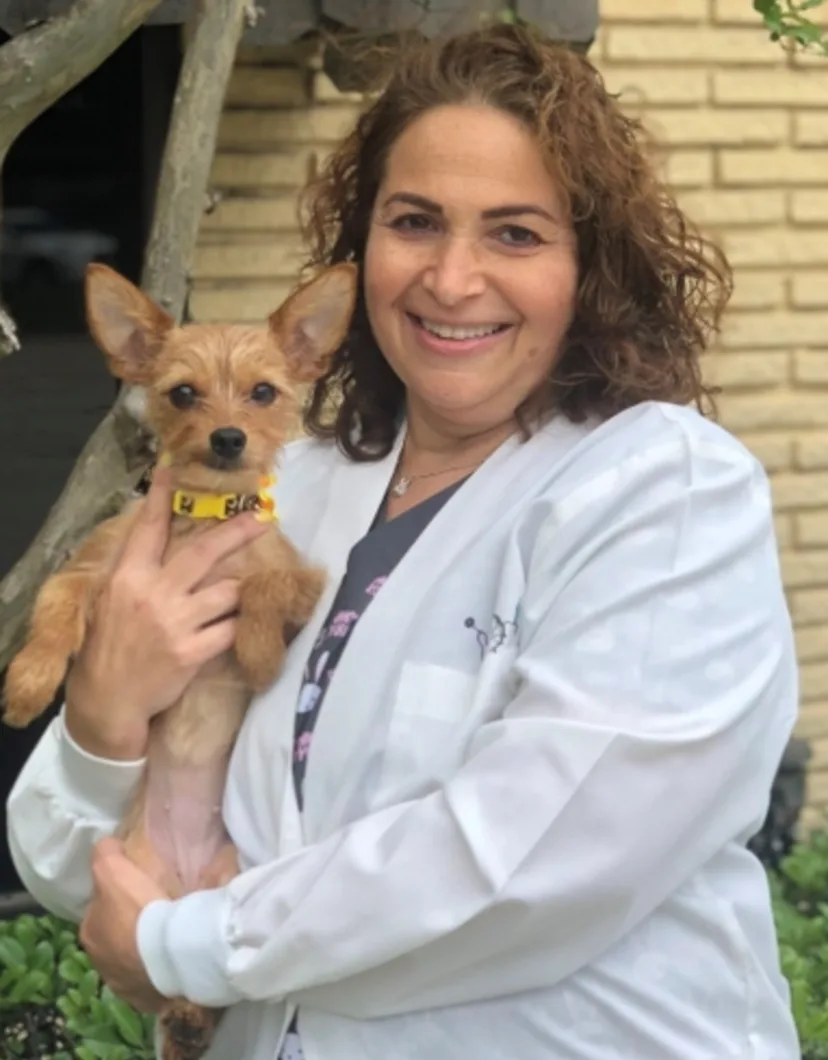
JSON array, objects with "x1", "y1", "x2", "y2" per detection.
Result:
[{"x1": 0, "y1": 25, "x2": 181, "y2": 898}]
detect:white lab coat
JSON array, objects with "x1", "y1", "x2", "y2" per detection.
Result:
[{"x1": 8, "y1": 400, "x2": 801, "y2": 1060}]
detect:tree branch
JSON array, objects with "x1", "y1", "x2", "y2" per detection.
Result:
[
  {"x1": 0, "y1": 0, "x2": 165, "y2": 364},
  {"x1": 141, "y1": 0, "x2": 251, "y2": 313},
  {"x1": 0, "y1": 0, "x2": 251, "y2": 673},
  {"x1": 0, "y1": 305, "x2": 20, "y2": 359},
  {"x1": 0, "y1": 0, "x2": 166, "y2": 162}
]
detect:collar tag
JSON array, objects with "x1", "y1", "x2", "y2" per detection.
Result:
[{"x1": 171, "y1": 475, "x2": 277, "y2": 522}]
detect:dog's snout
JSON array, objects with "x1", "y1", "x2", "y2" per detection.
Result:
[{"x1": 210, "y1": 427, "x2": 247, "y2": 459}]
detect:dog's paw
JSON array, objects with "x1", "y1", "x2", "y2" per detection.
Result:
[
  {"x1": 160, "y1": 999, "x2": 219, "y2": 1060},
  {"x1": 235, "y1": 632, "x2": 286, "y2": 694},
  {"x1": 2, "y1": 648, "x2": 66, "y2": 728}
]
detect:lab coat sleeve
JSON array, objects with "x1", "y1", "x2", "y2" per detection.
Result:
[
  {"x1": 6, "y1": 709, "x2": 146, "y2": 922},
  {"x1": 136, "y1": 428, "x2": 798, "y2": 1016}
]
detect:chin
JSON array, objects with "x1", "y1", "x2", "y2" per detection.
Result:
[
  {"x1": 172, "y1": 460, "x2": 266, "y2": 493},
  {"x1": 414, "y1": 381, "x2": 499, "y2": 418}
]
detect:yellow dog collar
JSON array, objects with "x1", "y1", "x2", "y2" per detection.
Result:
[{"x1": 171, "y1": 475, "x2": 277, "y2": 523}]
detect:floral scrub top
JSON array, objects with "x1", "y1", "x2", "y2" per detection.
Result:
[{"x1": 279, "y1": 480, "x2": 464, "y2": 1060}]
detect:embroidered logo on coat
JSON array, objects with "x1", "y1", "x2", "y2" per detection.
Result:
[{"x1": 464, "y1": 607, "x2": 520, "y2": 658}]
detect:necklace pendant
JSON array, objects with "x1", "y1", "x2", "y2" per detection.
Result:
[{"x1": 391, "y1": 476, "x2": 411, "y2": 497}]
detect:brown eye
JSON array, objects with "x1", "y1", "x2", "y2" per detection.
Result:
[
  {"x1": 250, "y1": 382, "x2": 277, "y2": 406},
  {"x1": 169, "y1": 384, "x2": 198, "y2": 409}
]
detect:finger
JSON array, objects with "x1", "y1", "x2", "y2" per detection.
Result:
[
  {"x1": 184, "y1": 617, "x2": 239, "y2": 668},
  {"x1": 93, "y1": 837, "x2": 125, "y2": 862},
  {"x1": 186, "y1": 578, "x2": 242, "y2": 630},
  {"x1": 78, "y1": 915, "x2": 91, "y2": 951},
  {"x1": 118, "y1": 466, "x2": 174, "y2": 570},
  {"x1": 163, "y1": 512, "x2": 268, "y2": 592}
]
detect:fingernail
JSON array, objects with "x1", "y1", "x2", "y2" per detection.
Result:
[{"x1": 157, "y1": 451, "x2": 172, "y2": 468}]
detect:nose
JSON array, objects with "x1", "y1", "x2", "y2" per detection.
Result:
[
  {"x1": 210, "y1": 427, "x2": 246, "y2": 459},
  {"x1": 422, "y1": 235, "x2": 486, "y2": 306}
]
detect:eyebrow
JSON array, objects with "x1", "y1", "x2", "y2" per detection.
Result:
[{"x1": 381, "y1": 192, "x2": 558, "y2": 224}]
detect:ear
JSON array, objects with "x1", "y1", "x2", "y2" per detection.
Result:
[
  {"x1": 85, "y1": 263, "x2": 174, "y2": 384},
  {"x1": 269, "y1": 263, "x2": 358, "y2": 383}
]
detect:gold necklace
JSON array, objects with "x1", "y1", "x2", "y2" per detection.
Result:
[{"x1": 390, "y1": 459, "x2": 483, "y2": 498}]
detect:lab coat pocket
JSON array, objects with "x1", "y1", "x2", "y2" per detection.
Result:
[{"x1": 378, "y1": 663, "x2": 478, "y2": 802}]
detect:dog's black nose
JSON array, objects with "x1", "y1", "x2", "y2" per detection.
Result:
[{"x1": 210, "y1": 427, "x2": 246, "y2": 459}]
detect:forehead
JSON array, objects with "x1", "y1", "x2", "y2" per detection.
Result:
[
  {"x1": 158, "y1": 325, "x2": 292, "y2": 388},
  {"x1": 380, "y1": 103, "x2": 561, "y2": 214}
]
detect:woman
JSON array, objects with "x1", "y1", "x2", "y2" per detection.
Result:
[{"x1": 7, "y1": 23, "x2": 800, "y2": 1060}]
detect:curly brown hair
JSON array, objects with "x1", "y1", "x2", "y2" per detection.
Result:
[{"x1": 300, "y1": 22, "x2": 732, "y2": 461}]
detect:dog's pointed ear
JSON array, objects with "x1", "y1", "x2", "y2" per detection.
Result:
[
  {"x1": 269, "y1": 263, "x2": 357, "y2": 383},
  {"x1": 85, "y1": 263, "x2": 175, "y2": 384}
]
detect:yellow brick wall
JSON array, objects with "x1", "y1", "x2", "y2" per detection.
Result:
[
  {"x1": 194, "y1": 9, "x2": 828, "y2": 826},
  {"x1": 592, "y1": 2, "x2": 828, "y2": 829},
  {"x1": 192, "y1": 45, "x2": 363, "y2": 324}
]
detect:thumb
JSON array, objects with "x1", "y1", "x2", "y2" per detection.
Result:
[
  {"x1": 119, "y1": 464, "x2": 174, "y2": 569},
  {"x1": 92, "y1": 836, "x2": 126, "y2": 863}
]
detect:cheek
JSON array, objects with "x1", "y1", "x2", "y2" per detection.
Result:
[
  {"x1": 519, "y1": 264, "x2": 577, "y2": 336},
  {"x1": 363, "y1": 240, "x2": 390, "y2": 330},
  {"x1": 505, "y1": 265, "x2": 577, "y2": 385},
  {"x1": 364, "y1": 231, "x2": 413, "y2": 330}
]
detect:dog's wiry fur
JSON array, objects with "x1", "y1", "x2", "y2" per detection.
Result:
[{"x1": 2, "y1": 261, "x2": 357, "y2": 1060}]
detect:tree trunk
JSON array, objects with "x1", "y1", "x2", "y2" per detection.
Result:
[
  {"x1": 0, "y1": 0, "x2": 251, "y2": 672},
  {"x1": 0, "y1": 0, "x2": 166, "y2": 159}
]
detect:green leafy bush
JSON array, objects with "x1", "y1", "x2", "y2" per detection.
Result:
[
  {"x1": 0, "y1": 912, "x2": 155, "y2": 1059},
  {"x1": 773, "y1": 828, "x2": 828, "y2": 1059}
]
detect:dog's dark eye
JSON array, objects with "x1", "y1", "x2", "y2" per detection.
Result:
[
  {"x1": 250, "y1": 382, "x2": 277, "y2": 406},
  {"x1": 169, "y1": 384, "x2": 198, "y2": 409}
]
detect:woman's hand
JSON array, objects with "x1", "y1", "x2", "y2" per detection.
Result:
[
  {"x1": 65, "y1": 466, "x2": 269, "y2": 760},
  {"x1": 80, "y1": 838, "x2": 168, "y2": 1014}
]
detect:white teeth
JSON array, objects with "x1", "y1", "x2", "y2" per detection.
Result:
[{"x1": 419, "y1": 318, "x2": 502, "y2": 340}]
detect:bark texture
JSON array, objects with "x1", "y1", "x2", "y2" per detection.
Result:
[{"x1": 0, "y1": 0, "x2": 250, "y2": 672}]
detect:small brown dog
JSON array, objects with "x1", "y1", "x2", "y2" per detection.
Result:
[{"x1": 2, "y1": 260, "x2": 357, "y2": 1060}]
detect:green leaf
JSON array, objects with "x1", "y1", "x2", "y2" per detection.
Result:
[
  {"x1": 108, "y1": 997, "x2": 149, "y2": 1046},
  {"x1": 793, "y1": 22, "x2": 825, "y2": 42},
  {"x1": 0, "y1": 936, "x2": 27, "y2": 971},
  {"x1": 71, "y1": 1023, "x2": 123, "y2": 1044},
  {"x1": 11, "y1": 914, "x2": 39, "y2": 954},
  {"x1": 80, "y1": 967, "x2": 102, "y2": 1000},
  {"x1": 8, "y1": 968, "x2": 49, "y2": 1003},
  {"x1": 75, "y1": 1041, "x2": 130, "y2": 1060},
  {"x1": 57, "y1": 994, "x2": 79, "y2": 1019},
  {"x1": 67, "y1": 986, "x2": 86, "y2": 1008},
  {"x1": 89, "y1": 995, "x2": 111, "y2": 1024},
  {"x1": 58, "y1": 956, "x2": 84, "y2": 984},
  {"x1": 32, "y1": 938, "x2": 55, "y2": 969}
]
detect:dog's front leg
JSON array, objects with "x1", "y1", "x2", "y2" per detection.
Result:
[
  {"x1": 235, "y1": 566, "x2": 326, "y2": 693},
  {"x1": 3, "y1": 568, "x2": 104, "y2": 727}
]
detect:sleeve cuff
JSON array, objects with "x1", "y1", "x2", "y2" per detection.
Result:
[
  {"x1": 56, "y1": 707, "x2": 146, "y2": 820},
  {"x1": 137, "y1": 889, "x2": 244, "y2": 1008}
]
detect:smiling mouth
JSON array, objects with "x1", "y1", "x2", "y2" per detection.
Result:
[{"x1": 407, "y1": 313, "x2": 512, "y2": 341}]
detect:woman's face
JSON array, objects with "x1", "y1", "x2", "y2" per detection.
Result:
[{"x1": 364, "y1": 103, "x2": 578, "y2": 437}]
